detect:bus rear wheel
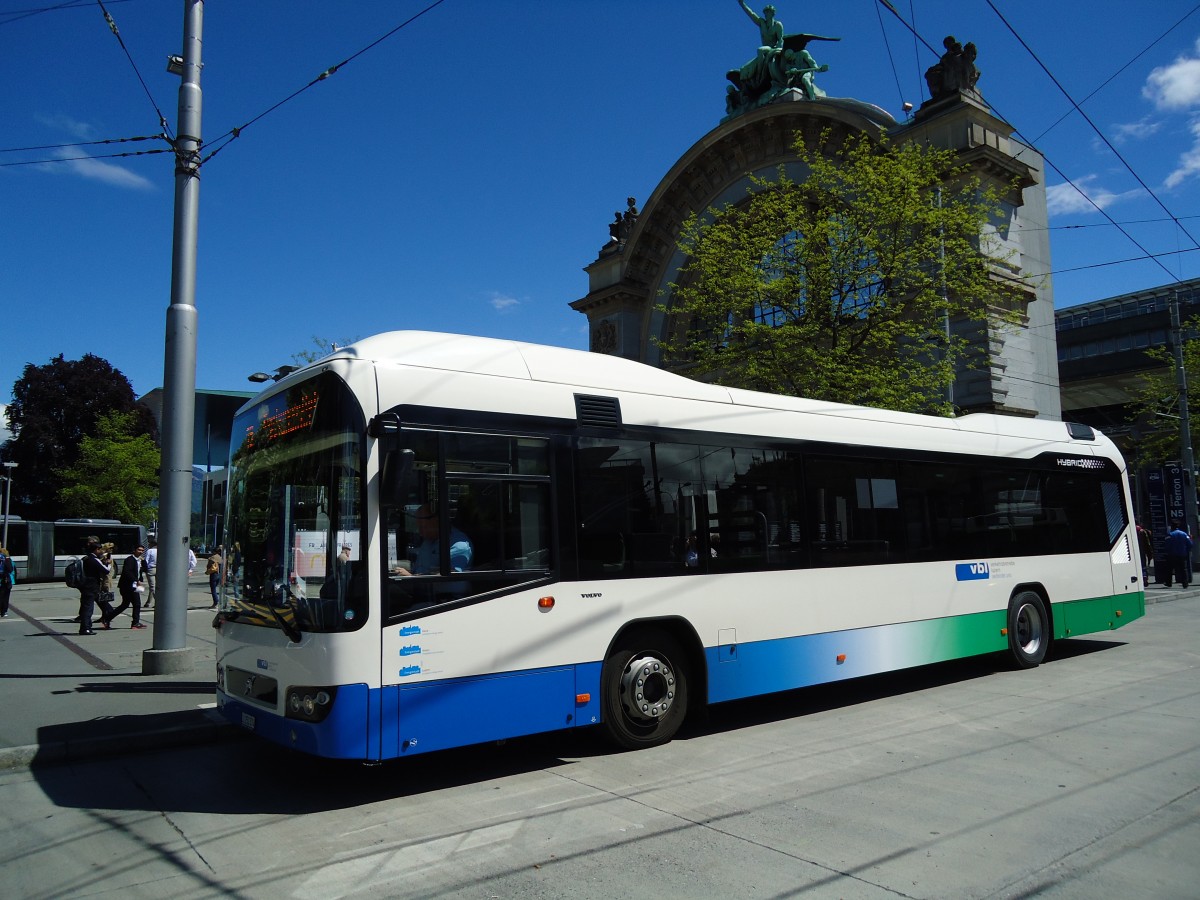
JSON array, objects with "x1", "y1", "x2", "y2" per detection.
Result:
[
  {"x1": 1008, "y1": 591, "x2": 1049, "y2": 669},
  {"x1": 600, "y1": 630, "x2": 689, "y2": 750}
]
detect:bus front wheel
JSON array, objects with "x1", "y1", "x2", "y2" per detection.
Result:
[
  {"x1": 600, "y1": 630, "x2": 689, "y2": 750},
  {"x1": 1008, "y1": 591, "x2": 1049, "y2": 669}
]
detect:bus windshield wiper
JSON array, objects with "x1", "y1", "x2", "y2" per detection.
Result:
[{"x1": 268, "y1": 582, "x2": 304, "y2": 643}]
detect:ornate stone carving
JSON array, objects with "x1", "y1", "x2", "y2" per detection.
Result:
[
  {"x1": 602, "y1": 197, "x2": 639, "y2": 254},
  {"x1": 592, "y1": 319, "x2": 618, "y2": 355},
  {"x1": 924, "y1": 35, "x2": 981, "y2": 102}
]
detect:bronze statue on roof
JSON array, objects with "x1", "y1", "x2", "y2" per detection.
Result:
[{"x1": 727, "y1": 1, "x2": 839, "y2": 114}]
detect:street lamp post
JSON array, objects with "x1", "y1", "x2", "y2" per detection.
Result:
[{"x1": 1, "y1": 462, "x2": 16, "y2": 550}]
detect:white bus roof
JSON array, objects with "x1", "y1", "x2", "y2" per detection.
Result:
[{"x1": 284, "y1": 331, "x2": 1113, "y2": 460}]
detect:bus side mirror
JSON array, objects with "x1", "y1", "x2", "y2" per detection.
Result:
[{"x1": 380, "y1": 448, "x2": 414, "y2": 503}]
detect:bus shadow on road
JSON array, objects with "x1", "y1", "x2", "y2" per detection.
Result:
[
  {"x1": 687, "y1": 640, "x2": 1128, "y2": 740},
  {"x1": 25, "y1": 640, "x2": 1129, "y2": 816}
]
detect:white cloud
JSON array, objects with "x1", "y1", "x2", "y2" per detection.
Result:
[
  {"x1": 1045, "y1": 175, "x2": 1141, "y2": 216},
  {"x1": 488, "y1": 292, "x2": 521, "y2": 313},
  {"x1": 1111, "y1": 116, "x2": 1161, "y2": 143},
  {"x1": 1165, "y1": 118, "x2": 1200, "y2": 188},
  {"x1": 1143, "y1": 39, "x2": 1200, "y2": 110},
  {"x1": 60, "y1": 154, "x2": 155, "y2": 191},
  {"x1": 34, "y1": 113, "x2": 96, "y2": 140}
]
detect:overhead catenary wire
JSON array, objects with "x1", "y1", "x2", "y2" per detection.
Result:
[
  {"x1": 983, "y1": 0, "x2": 1200, "y2": 257},
  {"x1": 0, "y1": 134, "x2": 166, "y2": 155},
  {"x1": 0, "y1": 146, "x2": 171, "y2": 168},
  {"x1": 872, "y1": 0, "x2": 907, "y2": 111},
  {"x1": 873, "y1": 0, "x2": 1192, "y2": 289},
  {"x1": 1026, "y1": 1, "x2": 1200, "y2": 147},
  {"x1": 0, "y1": 0, "x2": 130, "y2": 27},
  {"x1": 200, "y1": 0, "x2": 449, "y2": 166},
  {"x1": 95, "y1": 0, "x2": 173, "y2": 139}
]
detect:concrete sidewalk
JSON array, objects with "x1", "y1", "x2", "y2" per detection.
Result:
[
  {"x1": 1, "y1": 574, "x2": 1196, "y2": 772},
  {"x1": 0, "y1": 576, "x2": 241, "y2": 770}
]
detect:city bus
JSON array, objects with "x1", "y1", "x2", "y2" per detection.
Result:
[
  {"x1": 2, "y1": 518, "x2": 147, "y2": 581},
  {"x1": 213, "y1": 332, "x2": 1144, "y2": 761}
]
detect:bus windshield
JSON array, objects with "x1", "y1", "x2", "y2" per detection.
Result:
[{"x1": 224, "y1": 371, "x2": 367, "y2": 633}]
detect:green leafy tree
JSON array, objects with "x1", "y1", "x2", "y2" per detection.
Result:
[
  {"x1": 4, "y1": 354, "x2": 158, "y2": 519},
  {"x1": 55, "y1": 411, "x2": 161, "y2": 523},
  {"x1": 1129, "y1": 320, "x2": 1200, "y2": 463},
  {"x1": 661, "y1": 130, "x2": 1024, "y2": 415}
]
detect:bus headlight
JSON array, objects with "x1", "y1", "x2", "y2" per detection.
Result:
[{"x1": 285, "y1": 686, "x2": 337, "y2": 723}]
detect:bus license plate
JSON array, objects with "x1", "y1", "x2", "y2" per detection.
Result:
[{"x1": 240, "y1": 712, "x2": 255, "y2": 730}]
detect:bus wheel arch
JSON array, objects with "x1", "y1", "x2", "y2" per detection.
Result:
[
  {"x1": 599, "y1": 618, "x2": 704, "y2": 750},
  {"x1": 1007, "y1": 585, "x2": 1051, "y2": 669}
]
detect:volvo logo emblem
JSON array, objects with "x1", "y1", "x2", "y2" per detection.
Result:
[{"x1": 243, "y1": 675, "x2": 256, "y2": 696}]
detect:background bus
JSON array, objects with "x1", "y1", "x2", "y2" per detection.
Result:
[
  {"x1": 2, "y1": 518, "x2": 148, "y2": 581},
  {"x1": 214, "y1": 332, "x2": 1144, "y2": 762}
]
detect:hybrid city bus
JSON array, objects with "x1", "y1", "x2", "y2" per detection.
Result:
[
  {"x1": 213, "y1": 332, "x2": 1144, "y2": 761},
  {"x1": 2, "y1": 518, "x2": 147, "y2": 581}
]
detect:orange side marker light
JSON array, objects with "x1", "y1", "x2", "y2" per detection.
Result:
[
  {"x1": 836, "y1": 653, "x2": 846, "y2": 664},
  {"x1": 538, "y1": 596, "x2": 555, "y2": 610},
  {"x1": 1000, "y1": 627, "x2": 1008, "y2": 636},
  {"x1": 576, "y1": 693, "x2": 591, "y2": 705}
]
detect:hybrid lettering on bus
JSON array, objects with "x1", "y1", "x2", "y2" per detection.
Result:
[{"x1": 213, "y1": 332, "x2": 1144, "y2": 761}]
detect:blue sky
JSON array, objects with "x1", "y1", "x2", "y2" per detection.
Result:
[{"x1": 2, "y1": 0, "x2": 1199, "y2": 433}]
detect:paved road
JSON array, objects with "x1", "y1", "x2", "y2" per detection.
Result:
[{"x1": 0, "y1": 589, "x2": 1196, "y2": 898}]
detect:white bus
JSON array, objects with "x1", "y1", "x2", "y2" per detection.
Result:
[
  {"x1": 2, "y1": 518, "x2": 147, "y2": 581},
  {"x1": 214, "y1": 332, "x2": 1144, "y2": 760}
]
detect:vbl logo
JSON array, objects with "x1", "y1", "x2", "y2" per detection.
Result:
[{"x1": 955, "y1": 562, "x2": 990, "y2": 581}]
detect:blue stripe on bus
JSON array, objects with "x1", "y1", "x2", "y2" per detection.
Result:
[
  {"x1": 704, "y1": 613, "x2": 1010, "y2": 704},
  {"x1": 219, "y1": 664, "x2": 604, "y2": 762}
]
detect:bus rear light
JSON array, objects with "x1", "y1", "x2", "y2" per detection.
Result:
[
  {"x1": 538, "y1": 596, "x2": 555, "y2": 610},
  {"x1": 285, "y1": 686, "x2": 337, "y2": 723}
]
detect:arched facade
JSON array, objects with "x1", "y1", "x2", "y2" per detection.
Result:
[{"x1": 571, "y1": 90, "x2": 1062, "y2": 419}]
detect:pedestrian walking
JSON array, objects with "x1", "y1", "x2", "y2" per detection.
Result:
[
  {"x1": 1162, "y1": 520, "x2": 1194, "y2": 588},
  {"x1": 95, "y1": 543, "x2": 118, "y2": 628},
  {"x1": 0, "y1": 546, "x2": 15, "y2": 618},
  {"x1": 106, "y1": 544, "x2": 147, "y2": 629},
  {"x1": 77, "y1": 540, "x2": 111, "y2": 635},
  {"x1": 143, "y1": 537, "x2": 157, "y2": 609}
]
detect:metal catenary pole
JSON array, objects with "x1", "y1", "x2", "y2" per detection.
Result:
[
  {"x1": 1169, "y1": 289, "x2": 1199, "y2": 571},
  {"x1": 144, "y1": 0, "x2": 204, "y2": 675}
]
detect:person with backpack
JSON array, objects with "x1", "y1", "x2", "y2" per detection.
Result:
[
  {"x1": 76, "y1": 540, "x2": 112, "y2": 635},
  {"x1": 0, "y1": 546, "x2": 15, "y2": 618}
]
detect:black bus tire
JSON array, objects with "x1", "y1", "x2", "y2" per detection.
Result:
[
  {"x1": 1008, "y1": 590, "x2": 1049, "y2": 669},
  {"x1": 600, "y1": 629, "x2": 689, "y2": 750}
]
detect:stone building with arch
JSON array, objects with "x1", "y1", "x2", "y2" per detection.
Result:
[{"x1": 571, "y1": 66, "x2": 1061, "y2": 419}]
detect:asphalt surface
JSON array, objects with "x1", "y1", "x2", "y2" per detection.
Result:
[
  {"x1": 0, "y1": 574, "x2": 236, "y2": 770},
  {"x1": 1, "y1": 572, "x2": 1196, "y2": 772}
]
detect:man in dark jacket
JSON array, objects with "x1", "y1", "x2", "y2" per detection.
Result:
[
  {"x1": 106, "y1": 544, "x2": 147, "y2": 629},
  {"x1": 78, "y1": 540, "x2": 111, "y2": 635}
]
